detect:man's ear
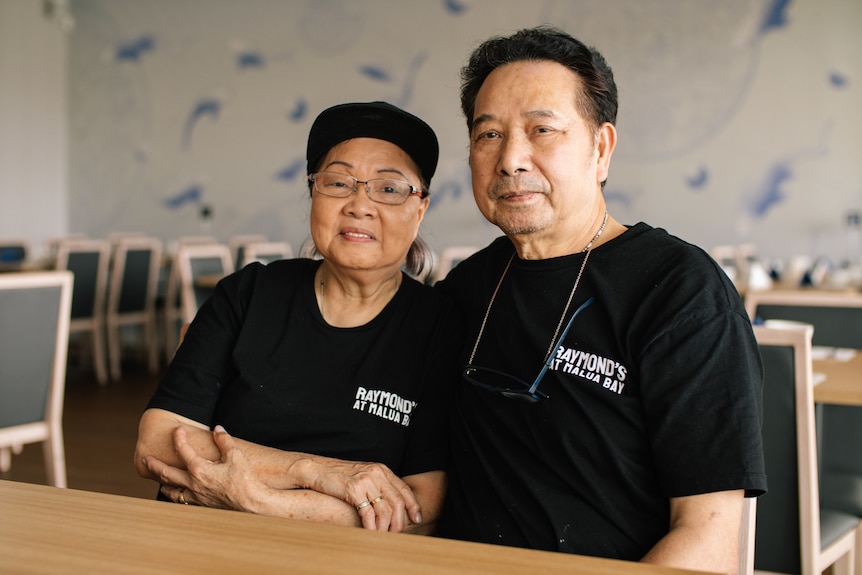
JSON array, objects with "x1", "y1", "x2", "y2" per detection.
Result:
[{"x1": 595, "y1": 122, "x2": 617, "y2": 185}]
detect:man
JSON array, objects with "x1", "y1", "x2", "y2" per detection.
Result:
[{"x1": 435, "y1": 26, "x2": 766, "y2": 574}]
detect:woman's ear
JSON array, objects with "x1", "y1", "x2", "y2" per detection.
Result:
[{"x1": 415, "y1": 196, "x2": 430, "y2": 225}]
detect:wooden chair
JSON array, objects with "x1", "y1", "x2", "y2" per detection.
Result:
[
  {"x1": 105, "y1": 236, "x2": 162, "y2": 381},
  {"x1": 175, "y1": 243, "x2": 233, "y2": 325},
  {"x1": 45, "y1": 234, "x2": 88, "y2": 259},
  {"x1": 745, "y1": 290, "x2": 862, "y2": 349},
  {"x1": 106, "y1": 231, "x2": 147, "y2": 244},
  {"x1": 753, "y1": 324, "x2": 858, "y2": 575},
  {"x1": 228, "y1": 234, "x2": 268, "y2": 270},
  {"x1": 55, "y1": 239, "x2": 110, "y2": 385},
  {"x1": 746, "y1": 289, "x2": 862, "y2": 575},
  {"x1": 0, "y1": 271, "x2": 73, "y2": 487},
  {"x1": 162, "y1": 236, "x2": 219, "y2": 362},
  {"x1": 739, "y1": 497, "x2": 757, "y2": 575},
  {"x1": 241, "y1": 241, "x2": 293, "y2": 267},
  {"x1": 430, "y1": 245, "x2": 481, "y2": 284},
  {"x1": 174, "y1": 235, "x2": 219, "y2": 249}
]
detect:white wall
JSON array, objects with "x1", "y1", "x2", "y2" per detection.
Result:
[
  {"x1": 4, "y1": 0, "x2": 862, "y2": 266},
  {"x1": 0, "y1": 0, "x2": 68, "y2": 258}
]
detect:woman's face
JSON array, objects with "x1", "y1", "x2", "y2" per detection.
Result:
[{"x1": 310, "y1": 137, "x2": 429, "y2": 276}]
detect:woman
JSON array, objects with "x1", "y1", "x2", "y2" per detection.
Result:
[{"x1": 135, "y1": 101, "x2": 462, "y2": 534}]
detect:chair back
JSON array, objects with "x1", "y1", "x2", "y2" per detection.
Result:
[
  {"x1": 241, "y1": 241, "x2": 293, "y2": 267},
  {"x1": 45, "y1": 234, "x2": 88, "y2": 259},
  {"x1": 175, "y1": 243, "x2": 233, "y2": 324},
  {"x1": 753, "y1": 324, "x2": 858, "y2": 575},
  {"x1": 228, "y1": 234, "x2": 268, "y2": 270},
  {"x1": 754, "y1": 324, "x2": 813, "y2": 574},
  {"x1": 161, "y1": 236, "x2": 218, "y2": 360},
  {"x1": 106, "y1": 232, "x2": 147, "y2": 245},
  {"x1": 106, "y1": 237, "x2": 163, "y2": 379},
  {"x1": 175, "y1": 235, "x2": 218, "y2": 248},
  {"x1": 745, "y1": 290, "x2": 862, "y2": 349},
  {"x1": 55, "y1": 239, "x2": 110, "y2": 323},
  {"x1": 746, "y1": 289, "x2": 862, "y2": 538},
  {"x1": 0, "y1": 271, "x2": 73, "y2": 487},
  {"x1": 108, "y1": 237, "x2": 162, "y2": 316},
  {"x1": 54, "y1": 239, "x2": 110, "y2": 384}
]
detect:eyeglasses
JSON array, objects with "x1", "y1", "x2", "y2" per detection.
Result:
[
  {"x1": 464, "y1": 296, "x2": 594, "y2": 403},
  {"x1": 308, "y1": 171, "x2": 426, "y2": 205}
]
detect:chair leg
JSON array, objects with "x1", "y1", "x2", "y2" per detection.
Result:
[
  {"x1": 164, "y1": 309, "x2": 177, "y2": 365},
  {"x1": 830, "y1": 544, "x2": 855, "y2": 575},
  {"x1": 738, "y1": 498, "x2": 756, "y2": 575},
  {"x1": 43, "y1": 429, "x2": 67, "y2": 488},
  {"x1": 93, "y1": 324, "x2": 109, "y2": 385},
  {"x1": 1, "y1": 443, "x2": 25, "y2": 471},
  {"x1": 145, "y1": 316, "x2": 159, "y2": 374},
  {"x1": 107, "y1": 320, "x2": 121, "y2": 382},
  {"x1": 856, "y1": 525, "x2": 861, "y2": 575},
  {"x1": 0, "y1": 447, "x2": 10, "y2": 472}
]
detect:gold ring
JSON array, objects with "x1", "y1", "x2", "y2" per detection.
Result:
[
  {"x1": 356, "y1": 500, "x2": 371, "y2": 511},
  {"x1": 178, "y1": 491, "x2": 188, "y2": 505},
  {"x1": 370, "y1": 496, "x2": 384, "y2": 505}
]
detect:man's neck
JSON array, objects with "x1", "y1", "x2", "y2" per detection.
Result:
[{"x1": 508, "y1": 214, "x2": 626, "y2": 260}]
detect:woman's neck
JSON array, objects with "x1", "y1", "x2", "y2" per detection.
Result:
[{"x1": 315, "y1": 262, "x2": 402, "y2": 327}]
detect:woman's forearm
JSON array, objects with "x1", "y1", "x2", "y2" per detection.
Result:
[
  {"x1": 136, "y1": 409, "x2": 390, "y2": 493},
  {"x1": 227, "y1": 484, "x2": 362, "y2": 526},
  {"x1": 135, "y1": 409, "x2": 214, "y2": 480},
  {"x1": 137, "y1": 411, "x2": 426, "y2": 530},
  {"x1": 135, "y1": 408, "x2": 328, "y2": 489}
]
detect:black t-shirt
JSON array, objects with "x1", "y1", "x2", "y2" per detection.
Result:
[
  {"x1": 436, "y1": 223, "x2": 767, "y2": 559},
  {"x1": 147, "y1": 258, "x2": 464, "y2": 477}
]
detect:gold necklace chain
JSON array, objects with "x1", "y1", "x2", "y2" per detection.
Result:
[{"x1": 467, "y1": 210, "x2": 609, "y2": 365}]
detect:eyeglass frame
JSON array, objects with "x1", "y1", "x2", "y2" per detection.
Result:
[
  {"x1": 464, "y1": 296, "x2": 595, "y2": 403},
  {"x1": 308, "y1": 171, "x2": 428, "y2": 205}
]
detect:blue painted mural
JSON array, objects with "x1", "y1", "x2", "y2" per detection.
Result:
[{"x1": 66, "y1": 0, "x2": 861, "y2": 262}]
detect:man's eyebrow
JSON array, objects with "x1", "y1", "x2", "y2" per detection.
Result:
[
  {"x1": 525, "y1": 109, "x2": 558, "y2": 119},
  {"x1": 470, "y1": 113, "x2": 495, "y2": 131},
  {"x1": 472, "y1": 109, "x2": 560, "y2": 130}
]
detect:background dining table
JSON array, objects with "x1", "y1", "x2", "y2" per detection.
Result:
[
  {"x1": 812, "y1": 350, "x2": 862, "y2": 406},
  {"x1": 0, "y1": 480, "x2": 710, "y2": 575}
]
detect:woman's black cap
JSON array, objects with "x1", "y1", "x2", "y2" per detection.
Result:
[{"x1": 306, "y1": 101, "x2": 439, "y2": 184}]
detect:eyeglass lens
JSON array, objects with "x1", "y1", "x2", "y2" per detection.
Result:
[{"x1": 312, "y1": 171, "x2": 415, "y2": 204}]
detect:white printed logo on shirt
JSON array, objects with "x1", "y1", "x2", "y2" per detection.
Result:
[
  {"x1": 352, "y1": 386, "x2": 417, "y2": 426},
  {"x1": 552, "y1": 346, "x2": 629, "y2": 395}
]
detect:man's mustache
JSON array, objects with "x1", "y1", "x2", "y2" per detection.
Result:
[{"x1": 488, "y1": 176, "x2": 548, "y2": 199}]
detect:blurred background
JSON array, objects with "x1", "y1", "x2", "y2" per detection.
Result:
[{"x1": 2, "y1": 0, "x2": 861, "y2": 276}]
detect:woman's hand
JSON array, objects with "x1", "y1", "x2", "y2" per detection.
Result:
[
  {"x1": 146, "y1": 425, "x2": 265, "y2": 512},
  {"x1": 296, "y1": 456, "x2": 422, "y2": 532}
]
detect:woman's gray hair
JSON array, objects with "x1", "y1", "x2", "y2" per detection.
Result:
[{"x1": 299, "y1": 235, "x2": 433, "y2": 280}]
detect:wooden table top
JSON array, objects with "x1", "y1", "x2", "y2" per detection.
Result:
[
  {"x1": 0, "y1": 480, "x2": 708, "y2": 575},
  {"x1": 813, "y1": 350, "x2": 862, "y2": 406}
]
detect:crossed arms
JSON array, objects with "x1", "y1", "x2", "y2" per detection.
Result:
[
  {"x1": 134, "y1": 408, "x2": 445, "y2": 534},
  {"x1": 135, "y1": 408, "x2": 744, "y2": 573}
]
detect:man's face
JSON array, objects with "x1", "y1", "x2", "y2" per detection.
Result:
[{"x1": 468, "y1": 60, "x2": 614, "y2": 249}]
